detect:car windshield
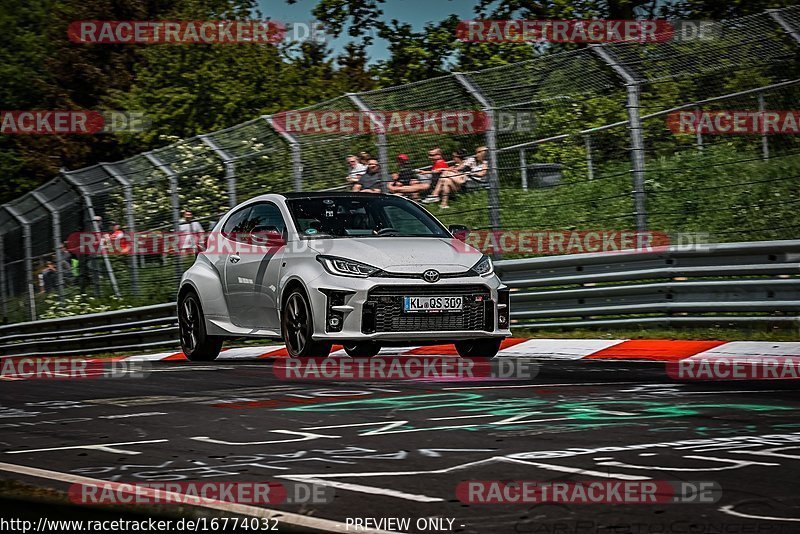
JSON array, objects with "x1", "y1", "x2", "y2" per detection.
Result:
[{"x1": 286, "y1": 195, "x2": 450, "y2": 238}]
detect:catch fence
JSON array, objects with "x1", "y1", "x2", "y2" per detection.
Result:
[{"x1": 2, "y1": 7, "x2": 800, "y2": 323}]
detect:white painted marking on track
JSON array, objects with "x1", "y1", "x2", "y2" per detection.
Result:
[
  {"x1": 0, "y1": 461, "x2": 397, "y2": 534},
  {"x1": 720, "y1": 504, "x2": 800, "y2": 522},
  {"x1": 688, "y1": 341, "x2": 800, "y2": 360},
  {"x1": 280, "y1": 476, "x2": 444, "y2": 503},
  {"x1": 98, "y1": 412, "x2": 167, "y2": 419},
  {"x1": 5, "y1": 439, "x2": 168, "y2": 455},
  {"x1": 494, "y1": 338, "x2": 627, "y2": 359}
]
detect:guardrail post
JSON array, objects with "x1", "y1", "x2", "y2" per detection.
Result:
[
  {"x1": 347, "y1": 94, "x2": 390, "y2": 194},
  {"x1": 31, "y1": 191, "x2": 65, "y2": 301},
  {"x1": 263, "y1": 116, "x2": 303, "y2": 192},
  {"x1": 200, "y1": 135, "x2": 237, "y2": 208},
  {"x1": 101, "y1": 164, "x2": 139, "y2": 297},
  {"x1": 454, "y1": 72, "x2": 503, "y2": 254},
  {"x1": 4, "y1": 205, "x2": 35, "y2": 320},
  {"x1": 591, "y1": 45, "x2": 648, "y2": 235},
  {"x1": 519, "y1": 148, "x2": 528, "y2": 190},
  {"x1": 145, "y1": 152, "x2": 183, "y2": 280},
  {"x1": 61, "y1": 170, "x2": 121, "y2": 297},
  {"x1": 0, "y1": 234, "x2": 7, "y2": 322}
]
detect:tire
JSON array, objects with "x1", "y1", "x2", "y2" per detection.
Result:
[
  {"x1": 282, "y1": 289, "x2": 332, "y2": 357},
  {"x1": 343, "y1": 342, "x2": 381, "y2": 357},
  {"x1": 454, "y1": 338, "x2": 503, "y2": 358},
  {"x1": 178, "y1": 291, "x2": 223, "y2": 361}
]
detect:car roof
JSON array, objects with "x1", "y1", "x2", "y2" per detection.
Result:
[{"x1": 281, "y1": 192, "x2": 393, "y2": 199}]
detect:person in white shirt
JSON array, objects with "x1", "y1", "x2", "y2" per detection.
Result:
[
  {"x1": 178, "y1": 210, "x2": 205, "y2": 254},
  {"x1": 345, "y1": 154, "x2": 367, "y2": 185}
]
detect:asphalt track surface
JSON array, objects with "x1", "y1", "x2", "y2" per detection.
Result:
[{"x1": 1, "y1": 355, "x2": 799, "y2": 534}]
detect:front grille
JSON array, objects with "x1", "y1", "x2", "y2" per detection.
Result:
[{"x1": 362, "y1": 285, "x2": 491, "y2": 334}]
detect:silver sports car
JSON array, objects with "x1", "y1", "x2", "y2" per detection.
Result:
[{"x1": 177, "y1": 192, "x2": 510, "y2": 360}]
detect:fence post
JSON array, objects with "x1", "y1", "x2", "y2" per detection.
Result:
[
  {"x1": 263, "y1": 116, "x2": 303, "y2": 192},
  {"x1": 758, "y1": 92, "x2": 769, "y2": 160},
  {"x1": 347, "y1": 94, "x2": 390, "y2": 194},
  {"x1": 453, "y1": 72, "x2": 503, "y2": 252},
  {"x1": 200, "y1": 135, "x2": 237, "y2": 208},
  {"x1": 0, "y1": 234, "x2": 6, "y2": 322},
  {"x1": 101, "y1": 164, "x2": 139, "y2": 297},
  {"x1": 591, "y1": 45, "x2": 648, "y2": 234},
  {"x1": 519, "y1": 148, "x2": 528, "y2": 190},
  {"x1": 584, "y1": 135, "x2": 595, "y2": 180},
  {"x1": 768, "y1": 9, "x2": 800, "y2": 44},
  {"x1": 694, "y1": 106, "x2": 704, "y2": 152},
  {"x1": 30, "y1": 191, "x2": 65, "y2": 301},
  {"x1": 144, "y1": 152, "x2": 183, "y2": 280},
  {"x1": 61, "y1": 170, "x2": 121, "y2": 297},
  {"x1": 4, "y1": 205, "x2": 35, "y2": 321}
]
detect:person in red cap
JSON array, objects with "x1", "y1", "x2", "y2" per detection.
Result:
[{"x1": 388, "y1": 153, "x2": 426, "y2": 199}]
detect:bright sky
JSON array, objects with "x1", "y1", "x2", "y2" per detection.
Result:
[{"x1": 256, "y1": 0, "x2": 479, "y2": 62}]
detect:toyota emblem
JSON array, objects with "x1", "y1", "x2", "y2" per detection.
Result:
[{"x1": 422, "y1": 269, "x2": 440, "y2": 283}]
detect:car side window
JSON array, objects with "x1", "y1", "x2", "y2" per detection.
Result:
[
  {"x1": 222, "y1": 206, "x2": 251, "y2": 239},
  {"x1": 246, "y1": 203, "x2": 286, "y2": 235}
]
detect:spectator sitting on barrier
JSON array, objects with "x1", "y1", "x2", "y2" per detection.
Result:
[
  {"x1": 345, "y1": 154, "x2": 367, "y2": 184},
  {"x1": 387, "y1": 154, "x2": 424, "y2": 198},
  {"x1": 423, "y1": 146, "x2": 488, "y2": 208},
  {"x1": 353, "y1": 159, "x2": 383, "y2": 193},
  {"x1": 418, "y1": 147, "x2": 449, "y2": 201}
]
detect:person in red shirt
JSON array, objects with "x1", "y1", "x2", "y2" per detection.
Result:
[{"x1": 417, "y1": 147, "x2": 449, "y2": 200}]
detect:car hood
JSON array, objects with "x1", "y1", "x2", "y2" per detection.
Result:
[{"x1": 306, "y1": 237, "x2": 482, "y2": 273}]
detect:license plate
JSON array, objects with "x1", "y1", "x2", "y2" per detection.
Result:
[{"x1": 403, "y1": 296, "x2": 463, "y2": 313}]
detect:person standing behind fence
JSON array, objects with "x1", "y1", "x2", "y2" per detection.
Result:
[{"x1": 178, "y1": 210, "x2": 205, "y2": 255}]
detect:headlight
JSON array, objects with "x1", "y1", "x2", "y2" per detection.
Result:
[
  {"x1": 471, "y1": 255, "x2": 494, "y2": 277},
  {"x1": 317, "y1": 255, "x2": 379, "y2": 278}
]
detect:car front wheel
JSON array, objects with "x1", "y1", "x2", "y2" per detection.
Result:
[
  {"x1": 178, "y1": 292, "x2": 223, "y2": 361},
  {"x1": 454, "y1": 338, "x2": 502, "y2": 358},
  {"x1": 282, "y1": 289, "x2": 332, "y2": 357}
]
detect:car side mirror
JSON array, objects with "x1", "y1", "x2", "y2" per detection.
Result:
[{"x1": 448, "y1": 224, "x2": 469, "y2": 242}]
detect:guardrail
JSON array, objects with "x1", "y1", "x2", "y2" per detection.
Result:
[
  {"x1": 495, "y1": 239, "x2": 800, "y2": 329},
  {"x1": 1, "y1": 240, "x2": 798, "y2": 357},
  {"x1": 0, "y1": 303, "x2": 177, "y2": 357}
]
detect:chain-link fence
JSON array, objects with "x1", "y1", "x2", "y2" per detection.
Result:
[{"x1": 3, "y1": 6, "x2": 800, "y2": 324}]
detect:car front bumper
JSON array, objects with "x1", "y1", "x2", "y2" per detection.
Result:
[{"x1": 306, "y1": 271, "x2": 511, "y2": 342}]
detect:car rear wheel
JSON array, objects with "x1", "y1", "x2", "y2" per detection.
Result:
[
  {"x1": 343, "y1": 342, "x2": 381, "y2": 357},
  {"x1": 282, "y1": 289, "x2": 332, "y2": 357},
  {"x1": 179, "y1": 292, "x2": 223, "y2": 361},
  {"x1": 454, "y1": 338, "x2": 502, "y2": 358}
]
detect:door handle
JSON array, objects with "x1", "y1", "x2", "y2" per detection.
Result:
[{"x1": 229, "y1": 254, "x2": 241, "y2": 264}]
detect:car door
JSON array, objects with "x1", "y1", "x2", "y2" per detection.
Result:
[
  {"x1": 224, "y1": 202, "x2": 287, "y2": 330},
  {"x1": 219, "y1": 205, "x2": 252, "y2": 327}
]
